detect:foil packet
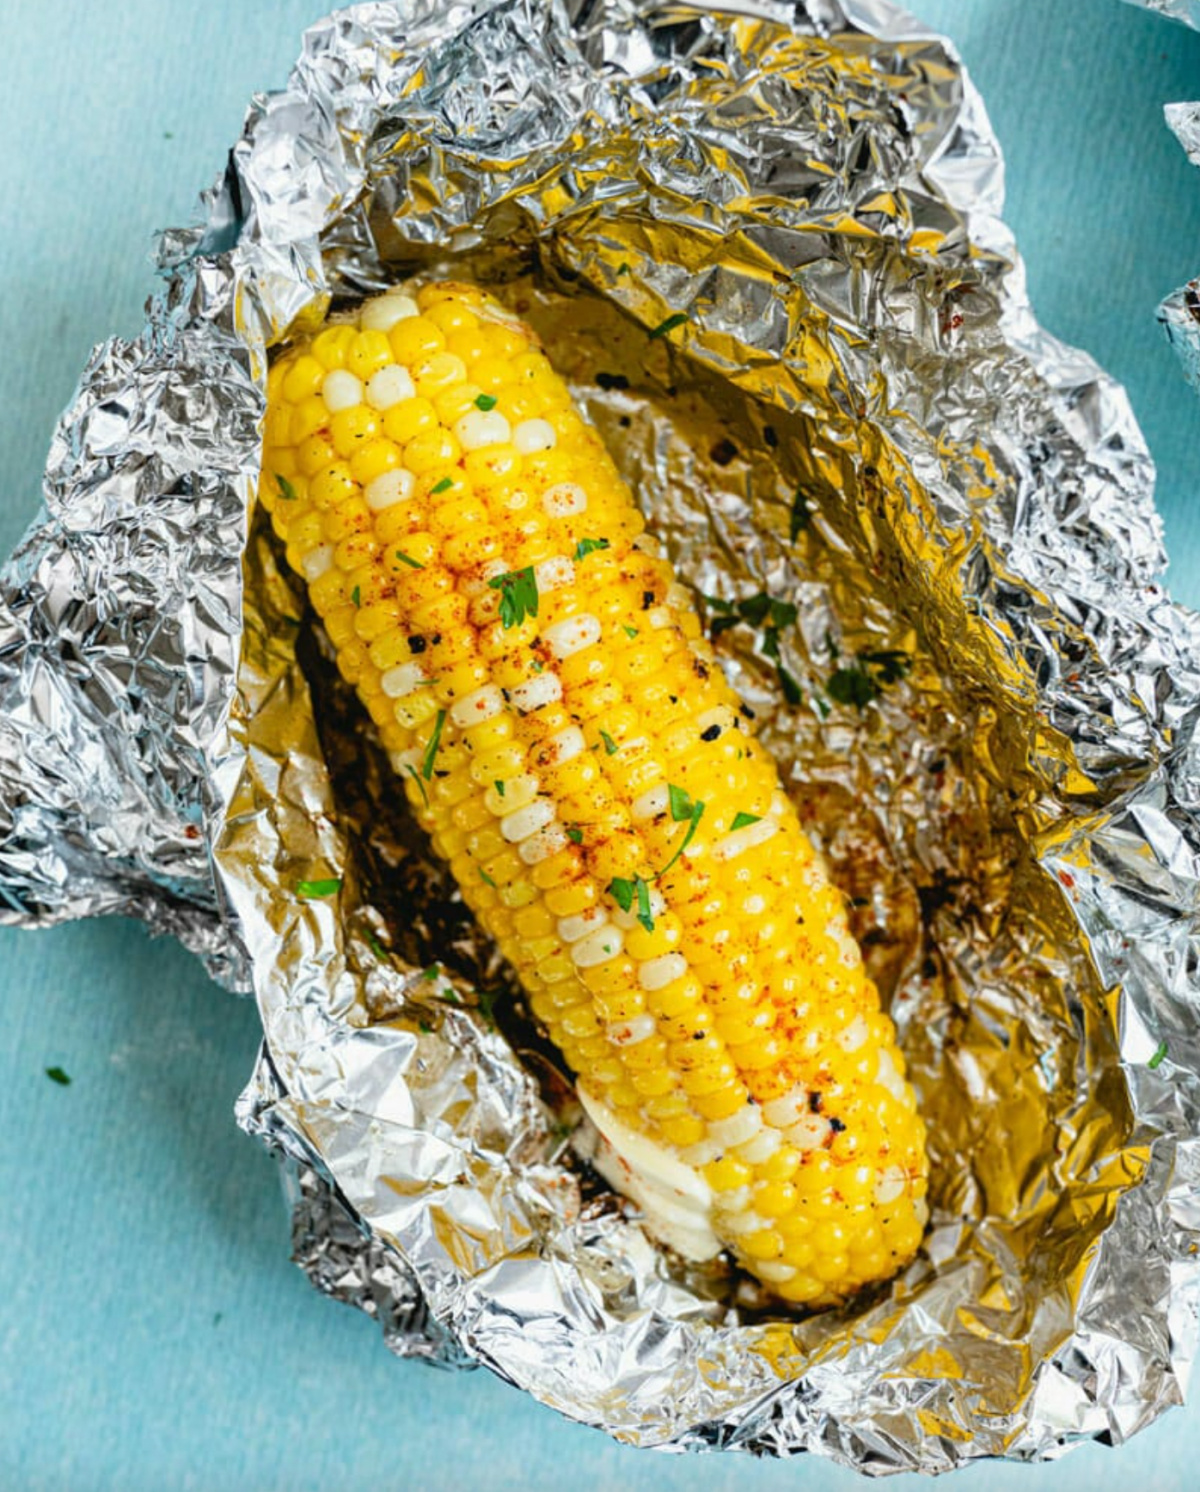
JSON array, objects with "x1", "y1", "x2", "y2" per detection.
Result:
[
  {"x1": 3, "y1": 0, "x2": 1200, "y2": 1475},
  {"x1": 1126, "y1": 0, "x2": 1200, "y2": 27}
]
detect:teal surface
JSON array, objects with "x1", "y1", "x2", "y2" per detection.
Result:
[{"x1": 3, "y1": 3, "x2": 1200, "y2": 1489}]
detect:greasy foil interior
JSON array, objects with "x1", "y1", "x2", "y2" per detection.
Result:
[{"x1": 4, "y1": 0, "x2": 1200, "y2": 1476}]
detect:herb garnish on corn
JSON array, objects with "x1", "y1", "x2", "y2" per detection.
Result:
[{"x1": 260, "y1": 281, "x2": 929, "y2": 1305}]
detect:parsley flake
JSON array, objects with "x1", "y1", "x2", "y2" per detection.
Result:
[
  {"x1": 599, "y1": 730, "x2": 619, "y2": 756},
  {"x1": 474, "y1": 393, "x2": 498, "y2": 411},
  {"x1": 275, "y1": 473, "x2": 297, "y2": 501},
  {"x1": 488, "y1": 566, "x2": 539, "y2": 629},
  {"x1": 431, "y1": 476, "x2": 453, "y2": 495},
  {"x1": 405, "y1": 764, "x2": 429, "y2": 807},
  {"x1": 297, "y1": 877, "x2": 342, "y2": 898},
  {"x1": 394, "y1": 549, "x2": 423, "y2": 569},
  {"x1": 45, "y1": 1065, "x2": 71, "y2": 1086},
  {"x1": 421, "y1": 710, "x2": 447, "y2": 781},
  {"x1": 366, "y1": 932, "x2": 388, "y2": 959},
  {"x1": 657, "y1": 797, "x2": 705, "y2": 878},
  {"x1": 609, "y1": 874, "x2": 655, "y2": 932},
  {"x1": 566, "y1": 827, "x2": 583, "y2": 845},
  {"x1": 649, "y1": 311, "x2": 690, "y2": 340},
  {"x1": 574, "y1": 537, "x2": 610, "y2": 562},
  {"x1": 668, "y1": 783, "x2": 697, "y2": 822},
  {"x1": 622, "y1": 625, "x2": 638, "y2": 639},
  {"x1": 351, "y1": 585, "x2": 361, "y2": 608},
  {"x1": 731, "y1": 811, "x2": 761, "y2": 832},
  {"x1": 1149, "y1": 1040, "x2": 1169, "y2": 1070},
  {"x1": 479, "y1": 866, "x2": 497, "y2": 888},
  {"x1": 494, "y1": 780, "x2": 506, "y2": 798}
]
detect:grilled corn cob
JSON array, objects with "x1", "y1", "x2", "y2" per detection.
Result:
[{"x1": 259, "y1": 282, "x2": 928, "y2": 1304}]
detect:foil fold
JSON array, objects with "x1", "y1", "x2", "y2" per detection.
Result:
[{"x1": 4, "y1": 0, "x2": 1200, "y2": 1473}]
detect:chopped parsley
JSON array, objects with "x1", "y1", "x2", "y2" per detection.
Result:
[
  {"x1": 421, "y1": 710, "x2": 447, "y2": 781},
  {"x1": 649, "y1": 312, "x2": 689, "y2": 340},
  {"x1": 667, "y1": 783, "x2": 697, "y2": 823},
  {"x1": 566, "y1": 827, "x2": 583, "y2": 845},
  {"x1": 494, "y1": 780, "x2": 506, "y2": 798},
  {"x1": 431, "y1": 476, "x2": 453, "y2": 495},
  {"x1": 474, "y1": 393, "x2": 498, "y2": 411},
  {"x1": 574, "y1": 537, "x2": 610, "y2": 562},
  {"x1": 421, "y1": 964, "x2": 441, "y2": 981},
  {"x1": 827, "y1": 650, "x2": 910, "y2": 711},
  {"x1": 405, "y1": 763, "x2": 429, "y2": 806},
  {"x1": 351, "y1": 585, "x2": 361, "y2": 608},
  {"x1": 297, "y1": 877, "x2": 342, "y2": 898},
  {"x1": 476, "y1": 988, "x2": 499, "y2": 1028},
  {"x1": 394, "y1": 549, "x2": 423, "y2": 569},
  {"x1": 1149, "y1": 1040, "x2": 1169, "y2": 1071},
  {"x1": 489, "y1": 566, "x2": 539, "y2": 629},
  {"x1": 599, "y1": 730, "x2": 619, "y2": 756},
  {"x1": 657, "y1": 797, "x2": 705, "y2": 878},
  {"x1": 608, "y1": 874, "x2": 655, "y2": 933},
  {"x1": 777, "y1": 664, "x2": 802, "y2": 706},
  {"x1": 45, "y1": 1066, "x2": 71, "y2": 1086},
  {"x1": 622, "y1": 625, "x2": 638, "y2": 639},
  {"x1": 731, "y1": 811, "x2": 761, "y2": 832},
  {"x1": 479, "y1": 866, "x2": 497, "y2": 888},
  {"x1": 275, "y1": 473, "x2": 298, "y2": 501},
  {"x1": 617, "y1": 262, "x2": 631, "y2": 276},
  {"x1": 366, "y1": 931, "x2": 388, "y2": 959}
]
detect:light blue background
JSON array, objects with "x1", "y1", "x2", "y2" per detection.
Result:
[{"x1": 3, "y1": 3, "x2": 1200, "y2": 1489}]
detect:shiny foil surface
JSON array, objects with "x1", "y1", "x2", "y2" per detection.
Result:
[{"x1": 4, "y1": 0, "x2": 1200, "y2": 1474}]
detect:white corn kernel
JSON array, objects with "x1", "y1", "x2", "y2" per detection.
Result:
[
  {"x1": 380, "y1": 662, "x2": 427, "y2": 699},
  {"x1": 607, "y1": 1014, "x2": 657, "y2": 1047},
  {"x1": 720, "y1": 1210, "x2": 769, "y2": 1237},
  {"x1": 518, "y1": 823, "x2": 569, "y2": 865},
  {"x1": 678, "y1": 1140, "x2": 721, "y2": 1167},
  {"x1": 762, "y1": 1086, "x2": 810, "y2": 1129},
  {"x1": 321, "y1": 370, "x2": 363, "y2": 412},
  {"x1": 753, "y1": 1261, "x2": 798, "y2": 1284},
  {"x1": 359, "y1": 292, "x2": 419, "y2": 331},
  {"x1": 365, "y1": 363, "x2": 416, "y2": 410},
  {"x1": 638, "y1": 953, "x2": 687, "y2": 992},
  {"x1": 545, "y1": 726, "x2": 586, "y2": 766},
  {"x1": 302, "y1": 545, "x2": 335, "y2": 581},
  {"x1": 736, "y1": 1128, "x2": 782, "y2": 1164},
  {"x1": 571, "y1": 925, "x2": 624, "y2": 968},
  {"x1": 647, "y1": 606, "x2": 674, "y2": 630},
  {"x1": 557, "y1": 908, "x2": 609, "y2": 943},
  {"x1": 631, "y1": 785, "x2": 669, "y2": 822},
  {"x1": 454, "y1": 409, "x2": 511, "y2": 450},
  {"x1": 837, "y1": 1015, "x2": 869, "y2": 1053},
  {"x1": 534, "y1": 555, "x2": 575, "y2": 593},
  {"x1": 876, "y1": 1048, "x2": 908, "y2": 1101},
  {"x1": 786, "y1": 1114, "x2": 831, "y2": 1152},
  {"x1": 542, "y1": 482, "x2": 588, "y2": 518},
  {"x1": 874, "y1": 1166, "x2": 907, "y2": 1205},
  {"x1": 450, "y1": 684, "x2": 504, "y2": 729},
  {"x1": 742, "y1": 894, "x2": 767, "y2": 916},
  {"x1": 713, "y1": 817, "x2": 778, "y2": 861},
  {"x1": 513, "y1": 418, "x2": 557, "y2": 454},
  {"x1": 707, "y1": 1106, "x2": 763, "y2": 1148},
  {"x1": 512, "y1": 673, "x2": 562, "y2": 712},
  {"x1": 501, "y1": 798, "x2": 556, "y2": 843},
  {"x1": 543, "y1": 613, "x2": 602, "y2": 660},
  {"x1": 364, "y1": 467, "x2": 416, "y2": 511}
]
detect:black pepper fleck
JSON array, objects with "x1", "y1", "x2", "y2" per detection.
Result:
[
  {"x1": 408, "y1": 636, "x2": 426, "y2": 654},
  {"x1": 809, "y1": 1091, "x2": 823, "y2": 1112},
  {"x1": 829, "y1": 1116, "x2": 846, "y2": 1133},
  {"x1": 642, "y1": 591, "x2": 655, "y2": 609},
  {"x1": 700, "y1": 724, "x2": 721, "y2": 742}
]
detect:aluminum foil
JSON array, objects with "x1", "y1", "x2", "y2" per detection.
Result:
[
  {"x1": 4, "y1": 0, "x2": 1200, "y2": 1474},
  {"x1": 1126, "y1": 0, "x2": 1200, "y2": 26}
]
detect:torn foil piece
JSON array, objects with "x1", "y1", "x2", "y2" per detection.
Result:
[{"x1": 3, "y1": 0, "x2": 1200, "y2": 1475}]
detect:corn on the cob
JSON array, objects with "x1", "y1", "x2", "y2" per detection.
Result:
[{"x1": 259, "y1": 282, "x2": 928, "y2": 1305}]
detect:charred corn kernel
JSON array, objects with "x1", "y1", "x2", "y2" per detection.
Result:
[{"x1": 264, "y1": 282, "x2": 928, "y2": 1304}]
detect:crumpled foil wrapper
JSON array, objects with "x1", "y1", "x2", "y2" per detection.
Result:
[
  {"x1": 1125, "y1": 0, "x2": 1200, "y2": 27},
  {"x1": 4, "y1": 0, "x2": 1200, "y2": 1473}
]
